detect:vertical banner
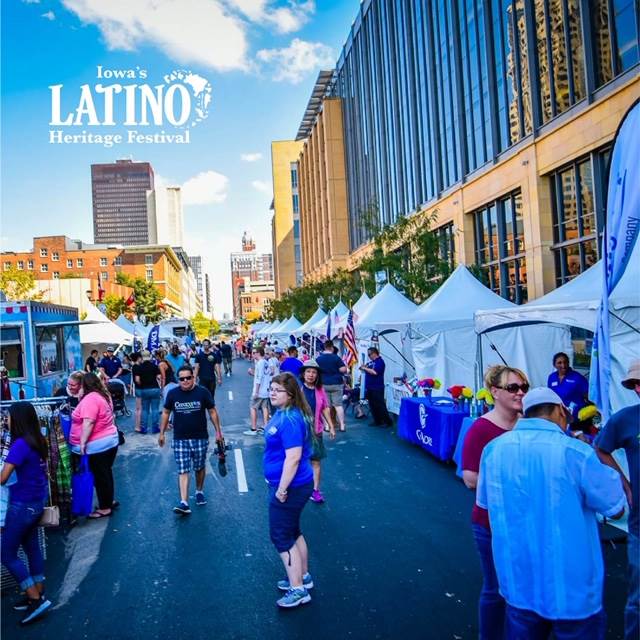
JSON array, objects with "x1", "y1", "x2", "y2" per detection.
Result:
[
  {"x1": 147, "y1": 325, "x2": 160, "y2": 352},
  {"x1": 589, "y1": 100, "x2": 640, "y2": 421}
]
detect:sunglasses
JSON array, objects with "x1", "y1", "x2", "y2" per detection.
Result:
[
  {"x1": 498, "y1": 383, "x2": 530, "y2": 394},
  {"x1": 179, "y1": 376, "x2": 193, "y2": 382}
]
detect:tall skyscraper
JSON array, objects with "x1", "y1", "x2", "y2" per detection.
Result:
[
  {"x1": 189, "y1": 255, "x2": 213, "y2": 317},
  {"x1": 155, "y1": 186, "x2": 185, "y2": 247},
  {"x1": 92, "y1": 159, "x2": 155, "y2": 245}
]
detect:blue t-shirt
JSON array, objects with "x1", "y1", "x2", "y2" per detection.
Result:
[
  {"x1": 99, "y1": 356, "x2": 122, "y2": 377},
  {"x1": 164, "y1": 385, "x2": 215, "y2": 440},
  {"x1": 316, "y1": 353, "x2": 345, "y2": 385},
  {"x1": 5, "y1": 438, "x2": 47, "y2": 504},
  {"x1": 165, "y1": 353, "x2": 186, "y2": 373},
  {"x1": 596, "y1": 404, "x2": 640, "y2": 537},
  {"x1": 280, "y1": 357, "x2": 303, "y2": 377},
  {"x1": 263, "y1": 408, "x2": 313, "y2": 487},
  {"x1": 194, "y1": 350, "x2": 221, "y2": 380},
  {"x1": 547, "y1": 369, "x2": 589, "y2": 417},
  {"x1": 364, "y1": 357, "x2": 386, "y2": 390},
  {"x1": 302, "y1": 385, "x2": 316, "y2": 414}
]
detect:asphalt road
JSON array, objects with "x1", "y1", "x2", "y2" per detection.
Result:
[{"x1": 1, "y1": 359, "x2": 629, "y2": 639}]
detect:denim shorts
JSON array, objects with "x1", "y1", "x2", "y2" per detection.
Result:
[
  {"x1": 268, "y1": 482, "x2": 313, "y2": 553},
  {"x1": 172, "y1": 438, "x2": 209, "y2": 474}
]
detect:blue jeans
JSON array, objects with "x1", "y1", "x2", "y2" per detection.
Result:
[
  {"x1": 139, "y1": 387, "x2": 161, "y2": 431},
  {"x1": 626, "y1": 533, "x2": 639, "y2": 640},
  {"x1": 505, "y1": 604, "x2": 605, "y2": 639},
  {"x1": 472, "y1": 523, "x2": 505, "y2": 639},
  {"x1": 0, "y1": 500, "x2": 45, "y2": 590}
]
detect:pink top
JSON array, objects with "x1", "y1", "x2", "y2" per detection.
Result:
[
  {"x1": 70, "y1": 391, "x2": 118, "y2": 454},
  {"x1": 313, "y1": 387, "x2": 330, "y2": 435}
]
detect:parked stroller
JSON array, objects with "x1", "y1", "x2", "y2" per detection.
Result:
[{"x1": 107, "y1": 378, "x2": 131, "y2": 417}]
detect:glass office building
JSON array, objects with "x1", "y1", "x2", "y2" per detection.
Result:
[{"x1": 330, "y1": 0, "x2": 639, "y2": 301}]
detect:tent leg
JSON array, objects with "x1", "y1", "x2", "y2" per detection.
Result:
[{"x1": 476, "y1": 334, "x2": 484, "y2": 391}]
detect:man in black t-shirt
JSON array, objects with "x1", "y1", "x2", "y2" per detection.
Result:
[
  {"x1": 220, "y1": 341, "x2": 233, "y2": 376},
  {"x1": 193, "y1": 339, "x2": 223, "y2": 398},
  {"x1": 159, "y1": 364, "x2": 223, "y2": 515},
  {"x1": 84, "y1": 350, "x2": 99, "y2": 373}
]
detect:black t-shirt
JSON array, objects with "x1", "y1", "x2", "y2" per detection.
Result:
[
  {"x1": 164, "y1": 385, "x2": 215, "y2": 440},
  {"x1": 195, "y1": 350, "x2": 221, "y2": 380},
  {"x1": 85, "y1": 356, "x2": 97, "y2": 372},
  {"x1": 302, "y1": 385, "x2": 316, "y2": 414},
  {"x1": 220, "y1": 344, "x2": 232, "y2": 358},
  {"x1": 316, "y1": 353, "x2": 345, "y2": 385},
  {"x1": 135, "y1": 361, "x2": 161, "y2": 389}
]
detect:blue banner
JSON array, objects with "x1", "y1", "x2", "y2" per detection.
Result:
[
  {"x1": 147, "y1": 324, "x2": 160, "y2": 352},
  {"x1": 589, "y1": 100, "x2": 640, "y2": 420}
]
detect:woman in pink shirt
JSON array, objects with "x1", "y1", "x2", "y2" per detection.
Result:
[
  {"x1": 461, "y1": 365, "x2": 529, "y2": 640},
  {"x1": 70, "y1": 373, "x2": 119, "y2": 519}
]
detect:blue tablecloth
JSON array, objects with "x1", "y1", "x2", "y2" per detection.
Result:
[
  {"x1": 453, "y1": 417, "x2": 476, "y2": 478},
  {"x1": 397, "y1": 397, "x2": 470, "y2": 461}
]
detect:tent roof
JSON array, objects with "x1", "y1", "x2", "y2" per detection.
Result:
[
  {"x1": 308, "y1": 300, "x2": 350, "y2": 336},
  {"x1": 273, "y1": 315, "x2": 302, "y2": 335},
  {"x1": 293, "y1": 308, "x2": 327, "y2": 336},
  {"x1": 80, "y1": 304, "x2": 133, "y2": 346},
  {"x1": 133, "y1": 319, "x2": 150, "y2": 337},
  {"x1": 114, "y1": 314, "x2": 135, "y2": 334},
  {"x1": 352, "y1": 292, "x2": 371, "y2": 318},
  {"x1": 358, "y1": 283, "x2": 417, "y2": 333}
]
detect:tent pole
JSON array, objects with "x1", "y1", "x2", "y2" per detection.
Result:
[{"x1": 476, "y1": 333, "x2": 483, "y2": 390}]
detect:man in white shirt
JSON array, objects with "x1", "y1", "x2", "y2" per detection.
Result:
[{"x1": 244, "y1": 347, "x2": 271, "y2": 436}]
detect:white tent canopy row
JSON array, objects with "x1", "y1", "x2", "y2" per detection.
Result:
[
  {"x1": 292, "y1": 307, "x2": 327, "y2": 337},
  {"x1": 306, "y1": 301, "x2": 350, "y2": 338},
  {"x1": 80, "y1": 304, "x2": 133, "y2": 347},
  {"x1": 271, "y1": 315, "x2": 302, "y2": 344}
]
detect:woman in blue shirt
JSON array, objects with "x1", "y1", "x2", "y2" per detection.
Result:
[
  {"x1": 263, "y1": 372, "x2": 314, "y2": 609},
  {"x1": 547, "y1": 352, "x2": 589, "y2": 419}
]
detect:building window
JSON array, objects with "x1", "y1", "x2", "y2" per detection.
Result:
[
  {"x1": 550, "y1": 148, "x2": 609, "y2": 285},
  {"x1": 36, "y1": 326, "x2": 64, "y2": 375},
  {"x1": 53, "y1": 271, "x2": 60, "y2": 279},
  {"x1": 292, "y1": 194, "x2": 299, "y2": 214},
  {"x1": 290, "y1": 164, "x2": 298, "y2": 189},
  {"x1": 0, "y1": 326, "x2": 25, "y2": 378},
  {"x1": 146, "y1": 269, "x2": 154, "y2": 282},
  {"x1": 66, "y1": 259, "x2": 73, "y2": 268},
  {"x1": 101, "y1": 272, "x2": 108, "y2": 281},
  {"x1": 100, "y1": 257, "x2": 108, "y2": 266},
  {"x1": 114, "y1": 256, "x2": 122, "y2": 266},
  {"x1": 77, "y1": 258, "x2": 84, "y2": 267},
  {"x1": 17, "y1": 261, "x2": 24, "y2": 270},
  {"x1": 145, "y1": 254, "x2": 153, "y2": 265},
  {"x1": 27, "y1": 260, "x2": 34, "y2": 270},
  {"x1": 41, "y1": 263, "x2": 48, "y2": 272},
  {"x1": 473, "y1": 191, "x2": 527, "y2": 303},
  {"x1": 436, "y1": 223, "x2": 456, "y2": 269},
  {"x1": 52, "y1": 251, "x2": 60, "y2": 261},
  {"x1": 3, "y1": 262, "x2": 11, "y2": 271},
  {"x1": 39, "y1": 248, "x2": 48, "y2": 257}
]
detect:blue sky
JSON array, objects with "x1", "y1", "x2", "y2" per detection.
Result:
[{"x1": 1, "y1": 0, "x2": 357, "y2": 316}]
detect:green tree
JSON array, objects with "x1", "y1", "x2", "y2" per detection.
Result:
[
  {"x1": 103, "y1": 294, "x2": 128, "y2": 320},
  {"x1": 116, "y1": 273, "x2": 164, "y2": 323},
  {"x1": 191, "y1": 312, "x2": 219, "y2": 340},
  {"x1": 0, "y1": 267, "x2": 42, "y2": 301}
]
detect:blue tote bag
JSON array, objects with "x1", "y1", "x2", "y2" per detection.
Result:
[{"x1": 71, "y1": 455, "x2": 94, "y2": 516}]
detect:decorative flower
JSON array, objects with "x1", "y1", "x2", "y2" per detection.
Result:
[
  {"x1": 418, "y1": 377, "x2": 442, "y2": 389},
  {"x1": 461, "y1": 387, "x2": 473, "y2": 399},
  {"x1": 447, "y1": 385, "x2": 465, "y2": 399},
  {"x1": 476, "y1": 388, "x2": 495, "y2": 405},
  {"x1": 578, "y1": 404, "x2": 599, "y2": 422}
]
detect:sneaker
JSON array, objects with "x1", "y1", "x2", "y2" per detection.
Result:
[
  {"x1": 257, "y1": 427, "x2": 265, "y2": 435},
  {"x1": 310, "y1": 490, "x2": 325, "y2": 503},
  {"x1": 20, "y1": 596, "x2": 52, "y2": 624},
  {"x1": 173, "y1": 501, "x2": 191, "y2": 515},
  {"x1": 13, "y1": 593, "x2": 45, "y2": 611},
  {"x1": 278, "y1": 573, "x2": 314, "y2": 591},
  {"x1": 243, "y1": 429, "x2": 258, "y2": 436},
  {"x1": 195, "y1": 491, "x2": 207, "y2": 506},
  {"x1": 276, "y1": 587, "x2": 311, "y2": 608}
]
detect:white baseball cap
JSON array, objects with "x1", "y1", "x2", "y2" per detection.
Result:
[{"x1": 522, "y1": 387, "x2": 570, "y2": 414}]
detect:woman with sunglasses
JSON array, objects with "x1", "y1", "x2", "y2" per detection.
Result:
[
  {"x1": 461, "y1": 365, "x2": 529, "y2": 640},
  {"x1": 264, "y1": 372, "x2": 315, "y2": 609}
]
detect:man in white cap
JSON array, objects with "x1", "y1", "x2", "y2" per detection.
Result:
[
  {"x1": 596, "y1": 359, "x2": 640, "y2": 640},
  {"x1": 477, "y1": 387, "x2": 626, "y2": 639}
]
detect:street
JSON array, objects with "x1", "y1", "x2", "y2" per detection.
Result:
[{"x1": 1, "y1": 359, "x2": 629, "y2": 639}]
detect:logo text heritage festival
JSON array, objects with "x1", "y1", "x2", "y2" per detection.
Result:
[{"x1": 49, "y1": 67, "x2": 212, "y2": 147}]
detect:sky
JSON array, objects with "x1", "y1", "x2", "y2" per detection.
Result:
[{"x1": 1, "y1": 0, "x2": 358, "y2": 317}]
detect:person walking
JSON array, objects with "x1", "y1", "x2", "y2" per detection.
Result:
[
  {"x1": 156, "y1": 348, "x2": 175, "y2": 387},
  {"x1": 595, "y1": 360, "x2": 640, "y2": 640},
  {"x1": 220, "y1": 341, "x2": 233, "y2": 377},
  {"x1": 165, "y1": 343, "x2": 186, "y2": 374},
  {"x1": 245, "y1": 347, "x2": 271, "y2": 436},
  {"x1": 264, "y1": 373, "x2": 315, "y2": 608},
  {"x1": 477, "y1": 387, "x2": 626, "y2": 639},
  {"x1": 193, "y1": 339, "x2": 223, "y2": 399},
  {"x1": 158, "y1": 365, "x2": 223, "y2": 515},
  {"x1": 69, "y1": 373, "x2": 119, "y2": 519},
  {"x1": 359, "y1": 346, "x2": 392, "y2": 427},
  {"x1": 461, "y1": 365, "x2": 529, "y2": 639},
  {"x1": 316, "y1": 340, "x2": 348, "y2": 432},
  {"x1": 0, "y1": 402, "x2": 52, "y2": 624},
  {"x1": 280, "y1": 346, "x2": 303, "y2": 377},
  {"x1": 134, "y1": 350, "x2": 162, "y2": 434},
  {"x1": 299, "y1": 360, "x2": 335, "y2": 503}
]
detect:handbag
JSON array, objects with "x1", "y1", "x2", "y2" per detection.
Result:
[
  {"x1": 71, "y1": 455, "x2": 94, "y2": 516},
  {"x1": 38, "y1": 463, "x2": 60, "y2": 527},
  {"x1": 118, "y1": 429, "x2": 126, "y2": 446}
]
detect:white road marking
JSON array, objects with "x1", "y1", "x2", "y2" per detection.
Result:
[
  {"x1": 234, "y1": 448, "x2": 248, "y2": 493},
  {"x1": 228, "y1": 391, "x2": 234, "y2": 401}
]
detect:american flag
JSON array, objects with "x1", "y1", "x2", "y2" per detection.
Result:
[{"x1": 343, "y1": 310, "x2": 358, "y2": 368}]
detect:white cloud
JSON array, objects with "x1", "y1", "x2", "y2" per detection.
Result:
[
  {"x1": 241, "y1": 152, "x2": 262, "y2": 162},
  {"x1": 181, "y1": 171, "x2": 229, "y2": 205},
  {"x1": 251, "y1": 180, "x2": 271, "y2": 194},
  {"x1": 41, "y1": 10, "x2": 56, "y2": 20},
  {"x1": 257, "y1": 38, "x2": 334, "y2": 84},
  {"x1": 61, "y1": 0, "x2": 249, "y2": 71},
  {"x1": 227, "y1": 0, "x2": 315, "y2": 34}
]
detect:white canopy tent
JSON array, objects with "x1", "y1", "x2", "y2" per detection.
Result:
[
  {"x1": 308, "y1": 301, "x2": 350, "y2": 338},
  {"x1": 264, "y1": 318, "x2": 286, "y2": 339},
  {"x1": 255, "y1": 320, "x2": 279, "y2": 338},
  {"x1": 133, "y1": 319, "x2": 150, "y2": 339},
  {"x1": 292, "y1": 308, "x2": 327, "y2": 337},
  {"x1": 271, "y1": 316, "x2": 302, "y2": 344},
  {"x1": 352, "y1": 292, "x2": 371, "y2": 319},
  {"x1": 80, "y1": 304, "x2": 133, "y2": 347},
  {"x1": 250, "y1": 322, "x2": 268, "y2": 335},
  {"x1": 114, "y1": 314, "x2": 135, "y2": 334},
  {"x1": 405, "y1": 266, "x2": 571, "y2": 392}
]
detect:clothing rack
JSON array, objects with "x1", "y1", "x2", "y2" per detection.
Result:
[{"x1": 0, "y1": 397, "x2": 66, "y2": 406}]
